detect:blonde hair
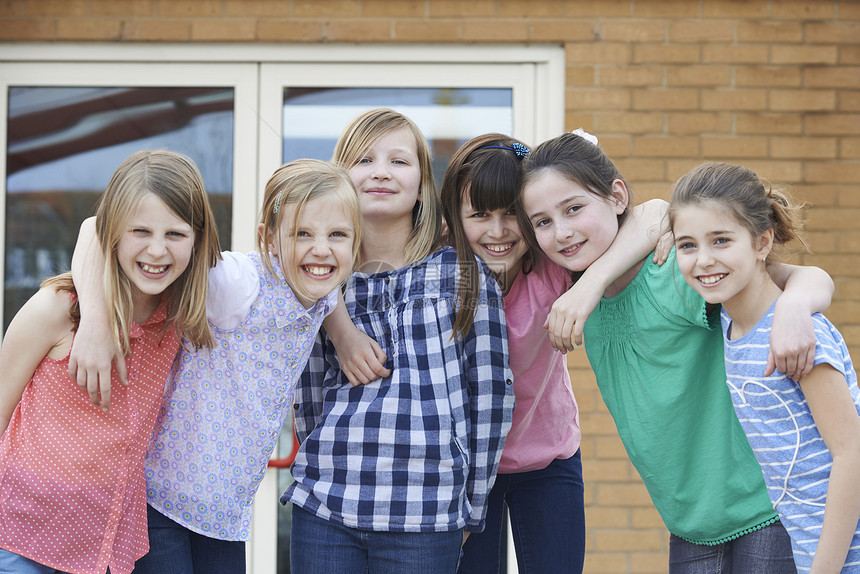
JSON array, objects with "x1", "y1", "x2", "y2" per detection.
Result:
[
  {"x1": 93, "y1": 150, "x2": 221, "y2": 355},
  {"x1": 257, "y1": 159, "x2": 361, "y2": 304},
  {"x1": 332, "y1": 108, "x2": 440, "y2": 265},
  {"x1": 669, "y1": 161, "x2": 809, "y2": 261}
]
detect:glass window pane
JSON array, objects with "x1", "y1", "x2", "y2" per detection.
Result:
[
  {"x1": 282, "y1": 87, "x2": 513, "y2": 185},
  {"x1": 5, "y1": 86, "x2": 235, "y2": 328}
]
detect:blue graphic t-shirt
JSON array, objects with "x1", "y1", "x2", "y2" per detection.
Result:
[{"x1": 723, "y1": 302, "x2": 860, "y2": 572}]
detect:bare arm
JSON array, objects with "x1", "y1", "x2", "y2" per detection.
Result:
[
  {"x1": 69, "y1": 216, "x2": 126, "y2": 410},
  {"x1": 0, "y1": 288, "x2": 72, "y2": 433},
  {"x1": 323, "y1": 292, "x2": 391, "y2": 386},
  {"x1": 546, "y1": 199, "x2": 668, "y2": 352},
  {"x1": 768, "y1": 263, "x2": 834, "y2": 380},
  {"x1": 801, "y1": 363, "x2": 860, "y2": 573}
]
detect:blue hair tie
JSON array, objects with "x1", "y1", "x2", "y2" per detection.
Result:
[{"x1": 476, "y1": 143, "x2": 530, "y2": 158}]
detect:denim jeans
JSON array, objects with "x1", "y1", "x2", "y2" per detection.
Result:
[
  {"x1": 290, "y1": 504, "x2": 462, "y2": 574},
  {"x1": 458, "y1": 450, "x2": 586, "y2": 574},
  {"x1": 669, "y1": 521, "x2": 797, "y2": 574},
  {"x1": 0, "y1": 548, "x2": 71, "y2": 574},
  {"x1": 131, "y1": 504, "x2": 246, "y2": 574}
]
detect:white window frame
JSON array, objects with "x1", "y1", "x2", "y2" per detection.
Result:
[
  {"x1": 0, "y1": 42, "x2": 564, "y2": 574},
  {"x1": 0, "y1": 59, "x2": 261, "y2": 309}
]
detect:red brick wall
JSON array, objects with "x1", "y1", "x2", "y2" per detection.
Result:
[{"x1": 2, "y1": 1, "x2": 859, "y2": 571}]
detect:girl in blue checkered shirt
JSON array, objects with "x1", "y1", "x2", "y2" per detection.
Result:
[{"x1": 283, "y1": 108, "x2": 515, "y2": 574}]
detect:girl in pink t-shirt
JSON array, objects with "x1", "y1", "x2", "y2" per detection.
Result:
[
  {"x1": 437, "y1": 134, "x2": 668, "y2": 574},
  {"x1": 0, "y1": 150, "x2": 220, "y2": 574}
]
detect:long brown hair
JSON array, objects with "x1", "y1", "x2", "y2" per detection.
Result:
[{"x1": 440, "y1": 133, "x2": 532, "y2": 339}]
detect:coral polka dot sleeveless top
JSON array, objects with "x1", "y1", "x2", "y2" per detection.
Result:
[{"x1": 0, "y1": 297, "x2": 179, "y2": 574}]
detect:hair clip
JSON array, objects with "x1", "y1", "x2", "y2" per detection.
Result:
[
  {"x1": 273, "y1": 191, "x2": 283, "y2": 214},
  {"x1": 570, "y1": 128, "x2": 598, "y2": 146},
  {"x1": 477, "y1": 143, "x2": 531, "y2": 158}
]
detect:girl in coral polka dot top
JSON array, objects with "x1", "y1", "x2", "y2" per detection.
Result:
[{"x1": 0, "y1": 150, "x2": 221, "y2": 574}]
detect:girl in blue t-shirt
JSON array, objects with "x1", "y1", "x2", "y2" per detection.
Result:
[{"x1": 670, "y1": 161, "x2": 860, "y2": 573}]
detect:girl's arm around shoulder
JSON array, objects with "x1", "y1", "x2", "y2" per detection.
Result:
[
  {"x1": 0, "y1": 287, "x2": 74, "y2": 433},
  {"x1": 323, "y1": 292, "x2": 391, "y2": 386},
  {"x1": 799, "y1": 362, "x2": 860, "y2": 573},
  {"x1": 545, "y1": 198, "x2": 669, "y2": 352},
  {"x1": 69, "y1": 216, "x2": 124, "y2": 409},
  {"x1": 768, "y1": 263, "x2": 834, "y2": 380},
  {"x1": 206, "y1": 251, "x2": 259, "y2": 331}
]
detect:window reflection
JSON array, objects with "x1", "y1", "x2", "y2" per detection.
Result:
[
  {"x1": 282, "y1": 87, "x2": 513, "y2": 186},
  {"x1": 5, "y1": 87, "x2": 235, "y2": 329}
]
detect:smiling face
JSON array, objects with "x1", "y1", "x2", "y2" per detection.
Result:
[
  {"x1": 266, "y1": 194, "x2": 355, "y2": 309},
  {"x1": 522, "y1": 169, "x2": 628, "y2": 273},
  {"x1": 116, "y1": 192, "x2": 195, "y2": 308},
  {"x1": 347, "y1": 126, "x2": 421, "y2": 225},
  {"x1": 460, "y1": 190, "x2": 527, "y2": 290},
  {"x1": 673, "y1": 202, "x2": 772, "y2": 308}
]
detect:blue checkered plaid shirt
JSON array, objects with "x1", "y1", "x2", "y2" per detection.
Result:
[{"x1": 282, "y1": 247, "x2": 514, "y2": 533}]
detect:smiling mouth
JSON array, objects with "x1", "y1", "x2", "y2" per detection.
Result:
[
  {"x1": 303, "y1": 264, "x2": 335, "y2": 277},
  {"x1": 560, "y1": 241, "x2": 584, "y2": 256},
  {"x1": 484, "y1": 242, "x2": 514, "y2": 255},
  {"x1": 139, "y1": 263, "x2": 169, "y2": 275},
  {"x1": 698, "y1": 273, "x2": 726, "y2": 285}
]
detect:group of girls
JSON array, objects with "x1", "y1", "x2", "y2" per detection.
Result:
[
  {"x1": 516, "y1": 133, "x2": 860, "y2": 573},
  {"x1": 0, "y1": 103, "x2": 856, "y2": 574}
]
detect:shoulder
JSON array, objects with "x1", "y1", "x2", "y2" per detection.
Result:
[
  {"x1": 207, "y1": 251, "x2": 261, "y2": 330},
  {"x1": 29, "y1": 286, "x2": 74, "y2": 329},
  {"x1": 12, "y1": 286, "x2": 74, "y2": 350},
  {"x1": 812, "y1": 312, "x2": 839, "y2": 339},
  {"x1": 416, "y1": 246, "x2": 475, "y2": 285},
  {"x1": 210, "y1": 251, "x2": 260, "y2": 285},
  {"x1": 321, "y1": 288, "x2": 339, "y2": 319},
  {"x1": 531, "y1": 257, "x2": 573, "y2": 291},
  {"x1": 429, "y1": 245, "x2": 457, "y2": 266},
  {"x1": 620, "y1": 252, "x2": 712, "y2": 329},
  {"x1": 812, "y1": 313, "x2": 851, "y2": 364}
]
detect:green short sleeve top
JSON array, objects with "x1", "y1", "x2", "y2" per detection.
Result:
[{"x1": 583, "y1": 249, "x2": 777, "y2": 544}]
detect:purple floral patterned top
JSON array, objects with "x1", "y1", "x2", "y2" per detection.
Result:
[{"x1": 144, "y1": 251, "x2": 336, "y2": 541}]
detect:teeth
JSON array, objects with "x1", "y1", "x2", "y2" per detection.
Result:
[
  {"x1": 140, "y1": 263, "x2": 168, "y2": 274},
  {"x1": 304, "y1": 265, "x2": 333, "y2": 276},
  {"x1": 699, "y1": 274, "x2": 725, "y2": 285},
  {"x1": 486, "y1": 243, "x2": 512, "y2": 253}
]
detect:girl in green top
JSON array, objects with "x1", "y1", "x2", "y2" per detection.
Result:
[{"x1": 518, "y1": 131, "x2": 833, "y2": 572}]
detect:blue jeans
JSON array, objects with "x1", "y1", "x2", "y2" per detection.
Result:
[
  {"x1": 131, "y1": 504, "x2": 245, "y2": 574},
  {"x1": 458, "y1": 450, "x2": 586, "y2": 574},
  {"x1": 669, "y1": 521, "x2": 797, "y2": 573},
  {"x1": 0, "y1": 548, "x2": 71, "y2": 574},
  {"x1": 290, "y1": 504, "x2": 462, "y2": 574}
]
